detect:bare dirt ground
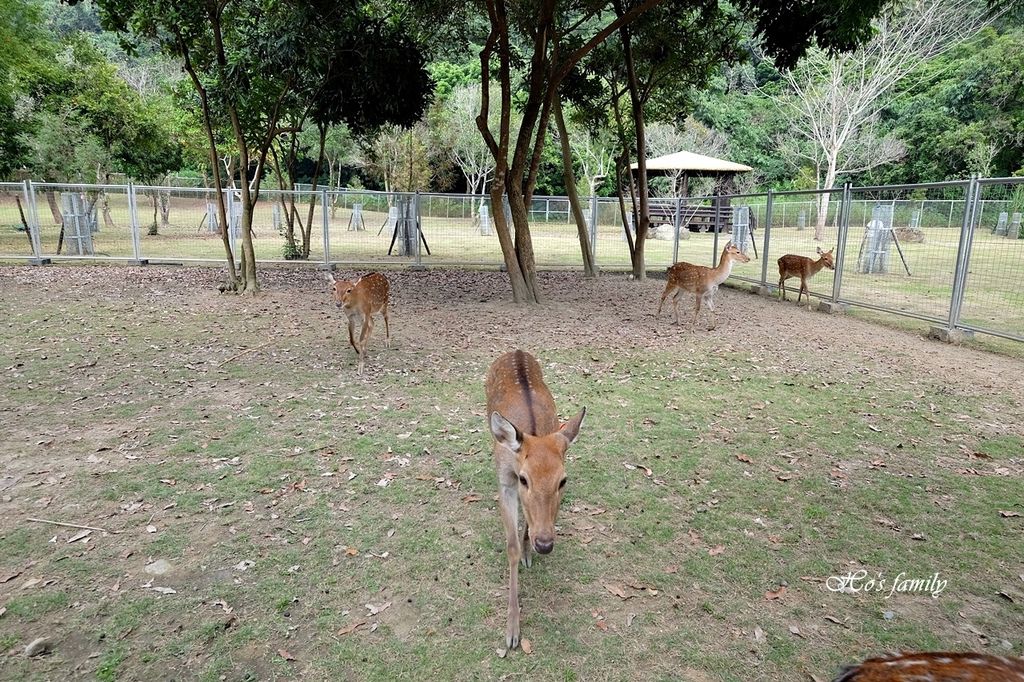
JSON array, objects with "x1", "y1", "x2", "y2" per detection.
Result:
[{"x1": 1, "y1": 264, "x2": 1022, "y2": 681}]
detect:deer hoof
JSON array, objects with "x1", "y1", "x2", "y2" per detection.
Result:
[
  {"x1": 520, "y1": 554, "x2": 532, "y2": 569},
  {"x1": 506, "y1": 628, "x2": 520, "y2": 650}
]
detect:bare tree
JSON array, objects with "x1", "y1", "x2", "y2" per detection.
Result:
[
  {"x1": 569, "y1": 124, "x2": 616, "y2": 197},
  {"x1": 777, "y1": 0, "x2": 992, "y2": 240},
  {"x1": 367, "y1": 123, "x2": 432, "y2": 194},
  {"x1": 441, "y1": 84, "x2": 501, "y2": 212}
]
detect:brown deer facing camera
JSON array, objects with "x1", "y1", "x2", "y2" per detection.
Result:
[
  {"x1": 657, "y1": 240, "x2": 751, "y2": 330},
  {"x1": 327, "y1": 272, "x2": 390, "y2": 374},
  {"x1": 485, "y1": 350, "x2": 586, "y2": 650},
  {"x1": 833, "y1": 651, "x2": 1024, "y2": 681},
  {"x1": 777, "y1": 247, "x2": 835, "y2": 305}
]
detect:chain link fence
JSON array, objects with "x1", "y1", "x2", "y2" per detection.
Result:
[{"x1": 1, "y1": 179, "x2": 1020, "y2": 343}]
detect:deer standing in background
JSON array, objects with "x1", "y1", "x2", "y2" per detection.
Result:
[
  {"x1": 833, "y1": 651, "x2": 1024, "y2": 681},
  {"x1": 657, "y1": 241, "x2": 751, "y2": 330},
  {"x1": 327, "y1": 272, "x2": 390, "y2": 374},
  {"x1": 485, "y1": 350, "x2": 586, "y2": 651},
  {"x1": 777, "y1": 247, "x2": 835, "y2": 305}
]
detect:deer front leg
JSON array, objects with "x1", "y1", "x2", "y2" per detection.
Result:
[
  {"x1": 779, "y1": 276, "x2": 787, "y2": 301},
  {"x1": 798, "y1": 277, "x2": 807, "y2": 305},
  {"x1": 692, "y1": 293, "x2": 702, "y2": 328},
  {"x1": 347, "y1": 316, "x2": 358, "y2": 353},
  {"x1": 497, "y1": 484, "x2": 522, "y2": 649},
  {"x1": 357, "y1": 314, "x2": 375, "y2": 373},
  {"x1": 705, "y1": 294, "x2": 717, "y2": 330},
  {"x1": 521, "y1": 522, "x2": 532, "y2": 568}
]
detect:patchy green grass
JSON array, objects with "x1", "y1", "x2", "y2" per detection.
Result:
[{"x1": 0, "y1": 265, "x2": 1021, "y2": 681}]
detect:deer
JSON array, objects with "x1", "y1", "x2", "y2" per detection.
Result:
[
  {"x1": 327, "y1": 272, "x2": 390, "y2": 374},
  {"x1": 656, "y1": 240, "x2": 751, "y2": 330},
  {"x1": 777, "y1": 247, "x2": 835, "y2": 305},
  {"x1": 833, "y1": 651, "x2": 1024, "y2": 681},
  {"x1": 485, "y1": 350, "x2": 586, "y2": 651}
]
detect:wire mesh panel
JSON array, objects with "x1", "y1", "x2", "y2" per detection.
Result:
[
  {"x1": 527, "y1": 196, "x2": 581, "y2": 267},
  {"x1": 763, "y1": 189, "x2": 843, "y2": 301},
  {"x1": 958, "y1": 179, "x2": 1024, "y2": 340},
  {"x1": 257, "y1": 189, "x2": 327, "y2": 262},
  {"x1": 420, "y1": 193, "x2": 502, "y2": 266},
  {"x1": 328, "y1": 190, "x2": 418, "y2": 265},
  {"x1": 838, "y1": 183, "x2": 968, "y2": 321},
  {"x1": 30, "y1": 183, "x2": 136, "y2": 259},
  {"x1": 136, "y1": 187, "x2": 227, "y2": 262},
  {"x1": 0, "y1": 183, "x2": 35, "y2": 259}
]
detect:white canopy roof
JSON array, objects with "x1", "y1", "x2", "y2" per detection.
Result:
[{"x1": 631, "y1": 150, "x2": 752, "y2": 174}]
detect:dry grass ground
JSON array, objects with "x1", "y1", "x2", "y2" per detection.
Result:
[{"x1": 1, "y1": 264, "x2": 1022, "y2": 681}]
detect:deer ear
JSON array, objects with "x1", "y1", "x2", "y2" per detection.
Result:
[
  {"x1": 559, "y1": 407, "x2": 586, "y2": 446},
  {"x1": 816, "y1": 246, "x2": 823, "y2": 254},
  {"x1": 490, "y1": 412, "x2": 523, "y2": 452}
]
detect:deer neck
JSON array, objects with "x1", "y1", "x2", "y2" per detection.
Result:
[
  {"x1": 712, "y1": 253, "x2": 737, "y2": 285},
  {"x1": 810, "y1": 257, "x2": 827, "y2": 275}
]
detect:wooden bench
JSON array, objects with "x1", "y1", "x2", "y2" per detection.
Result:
[{"x1": 647, "y1": 201, "x2": 733, "y2": 233}]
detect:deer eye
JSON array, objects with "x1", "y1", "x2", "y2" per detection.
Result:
[
  {"x1": 559, "y1": 477, "x2": 567, "y2": 489},
  {"x1": 518, "y1": 475, "x2": 528, "y2": 488}
]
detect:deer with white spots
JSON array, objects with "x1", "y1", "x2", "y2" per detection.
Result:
[
  {"x1": 657, "y1": 240, "x2": 751, "y2": 330},
  {"x1": 485, "y1": 350, "x2": 586, "y2": 651},
  {"x1": 777, "y1": 247, "x2": 835, "y2": 305},
  {"x1": 327, "y1": 272, "x2": 390, "y2": 374},
  {"x1": 834, "y1": 652, "x2": 1024, "y2": 681}
]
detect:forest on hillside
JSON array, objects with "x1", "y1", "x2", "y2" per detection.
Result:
[{"x1": 3, "y1": 0, "x2": 1022, "y2": 198}]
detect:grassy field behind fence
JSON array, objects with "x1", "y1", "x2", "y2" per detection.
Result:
[{"x1": 1, "y1": 192, "x2": 1022, "y2": 340}]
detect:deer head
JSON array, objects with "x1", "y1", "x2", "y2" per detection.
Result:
[
  {"x1": 816, "y1": 247, "x2": 836, "y2": 270},
  {"x1": 489, "y1": 408, "x2": 586, "y2": 554}
]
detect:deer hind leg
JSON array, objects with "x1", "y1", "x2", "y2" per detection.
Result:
[
  {"x1": 798, "y1": 278, "x2": 808, "y2": 305},
  {"x1": 657, "y1": 284, "x2": 675, "y2": 318},
  {"x1": 779, "y1": 276, "x2": 787, "y2": 301},
  {"x1": 497, "y1": 483, "x2": 522, "y2": 649},
  {"x1": 692, "y1": 294, "x2": 703, "y2": 328},
  {"x1": 382, "y1": 305, "x2": 391, "y2": 348}
]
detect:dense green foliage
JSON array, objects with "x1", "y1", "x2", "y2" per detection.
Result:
[{"x1": 2, "y1": 1, "x2": 1022, "y2": 191}]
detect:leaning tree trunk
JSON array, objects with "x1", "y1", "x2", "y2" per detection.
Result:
[
  {"x1": 617, "y1": 5, "x2": 650, "y2": 280},
  {"x1": 553, "y1": 97, "x2": 596, "y2": 277},
  {"x1": 489, "y1": 175, "x2": 535, "y2": 304},
  {"x1": 815, "y1": 158, "x2": 838, "y2": 241}
]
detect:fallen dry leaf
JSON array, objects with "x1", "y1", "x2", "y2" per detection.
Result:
[
  {"x1": 520, "y1": 638, "x2": 533, "y2": 654},
  {"x1": 338, "y1": 620, "x2": 366, "y2": 636},
  {"x1": 708, "y1": 545, "x2": 725, "y2": 556},
  {"x1": 764, "y1": 586, "x2": 787, "y2": 600},
  {"x1": 277, "y1": 649, "x2": 296, "y2": 662},
  {"x1": 754, "y1": 626, "x2": 765, "y2": 643},
  {"x1": 595, "y1": 620, "x2": 608, "y2": 631},
  {"x1": 461, "y1": 494, "x2": 482, "y2": 503},
  {"x1": 365, "y1": 601, "x2": 391, "y2": 616},
  {"x1": 789, "y1": 625, "x2": 804, "y2": 638},
  {"x1": 495, "y1": 648, "x2": 507, "y2": 658},
  {"x1": 999, "y1": 510, "x2": 1021, "y2": 518},
  {"x1": 604, "y1": 583, "x2": 631, "y2": 600},
  {"x1": 736, "y1": 454, "x2": 752, "y2": 463}
]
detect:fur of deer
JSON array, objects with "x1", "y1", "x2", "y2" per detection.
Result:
[
  {"x1": 327, "y1": 272, "x2": 390, "y2": 374},
  {"x1": 657, "y1": 240, "x2": 751, "y2": 329},
  {"x1": 485, "y1": 350, "x2": 586, "y2": 650},
  {"x1": 834, "y1": 651, "x2": 1024, "y2": 681},
  {"x1": 777, "y1": 247, "x2": 835, "y2": 305}
]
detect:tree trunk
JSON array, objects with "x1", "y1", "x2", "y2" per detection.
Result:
[
  {"x1": 149, "y1": 193, "x2": 159, "y2": 235},
  {"x1": 15, "y1": 195, "x2": 33, "y2": 251},
  {"x1": 302, "y1": 123, "x2": 329, "y2": 259},
  {"x1": 553, "y1": 97, "x2": 596, "y2": 277},
  {"x1": 159, "y1": 190, "x2": 170, "y2": 225},
  {"x1": 489, "y1": 179, "x2": 534, "y2": 303},
  {"x1": 180, "y1": 38, "x2": 238, "y2": 287},
  {"x1": 616, "y1": 4, "x2": 650, "y2": 280},
  {"x1": 815, "y1": 158, "x2": 837, "y2": 241}
]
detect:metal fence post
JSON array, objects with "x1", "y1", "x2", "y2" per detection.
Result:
[
  {"x1": 711, "y1": 196, "x2": 721, "y2": 266},
  {"x1": 759, "y1": 190, "x2": 774, "y2": 290},
  {"x1": 127, "y1": 181, "x2": 147, "y2": 265},
  {"x1": 947, "y1": 176, "x2": 980, "y2": 332},
  {"x1": 588, "y1": 195, "x2": 599, "y2": 264},
  {"x1": 22, "y1": 180, "x2": 48, "y2": 264},
  {"x1": 831, "y1": 182, "x2": 852, "y2": 304},
  {"x1": 414, "y1": 191, "x2": 423, "y2": 268},
  {"x1": 672, "y1": 196, "x2": 682, "y2": 264},
  {"x1": 321, "y1": 187, "x2": 331, "y2": 269}
]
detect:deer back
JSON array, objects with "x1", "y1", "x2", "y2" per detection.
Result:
[
  {"x1": 778, "y1": 254, "x2": 813, "y2": 278},
  {"x1": 835, "y1": 652, "x2": 1024, "y2": 682}
]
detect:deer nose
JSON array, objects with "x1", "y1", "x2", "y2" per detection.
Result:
[{"x1": 534, "y1": 537, "x2": 554, "y2": 554}]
